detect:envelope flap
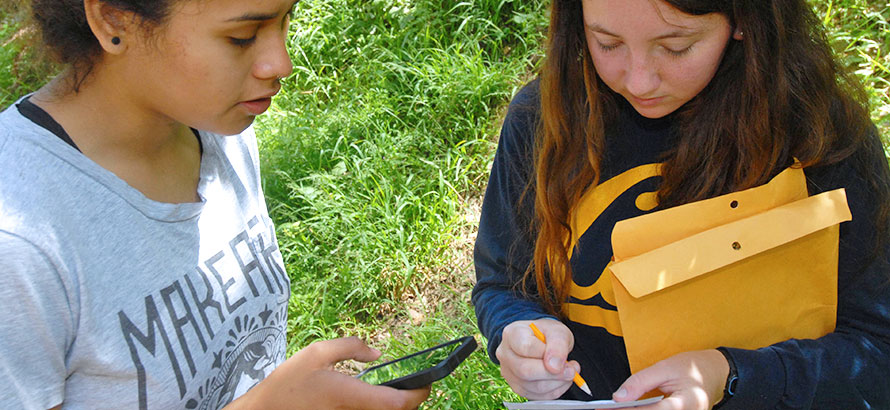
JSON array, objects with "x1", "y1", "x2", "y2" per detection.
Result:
[
  {"x1": 609, "y1": 189, "x2": 851, "y2": 299},
  {"x1": 611, "y1": 166, "x2": 808, "y2": 262}
]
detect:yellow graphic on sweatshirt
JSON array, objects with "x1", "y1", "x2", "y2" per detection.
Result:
[{"x1": 563, "y1": 163, "x2": 660, "y2": 336}]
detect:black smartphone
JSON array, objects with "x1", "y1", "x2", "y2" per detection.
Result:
[{"x1": 356, "y1": 336, "x2": 477, "y2": 390}]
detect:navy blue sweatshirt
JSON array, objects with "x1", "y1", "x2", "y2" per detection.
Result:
[{"x1": 472, "y1": 80, "x2": 890, "y2": 408}]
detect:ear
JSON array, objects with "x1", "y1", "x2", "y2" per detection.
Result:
[
  {"x1": 732, "y1": 28, "x2": 744, "y2": 41},
  {"x1": 83, "y1": 0, "x2": 132, "y2": 54}
]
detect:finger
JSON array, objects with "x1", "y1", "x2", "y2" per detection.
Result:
[
  {"x1": 303, "y1": 337, "x2": 382, "y2": 368},
  {"x1": 499, "y1": 344, "x2": 576, "y2": 383},
  {"x1": 612, "y1": 364, "x2": 666, "y2": 402},
  {"x1": 502, "y1": 323, "x2": 546, "y2": 359},
  {"x1": 629, "y1": 393, "x2": 699, "y2": 410},
  {"x1": 536, "y1": 322, "x2": 573, "y2": 374},
  {"x1": 522, "y1": 378, "x2": 576, "y2": 398},
  {"x1": 396, "y1": 385, "x2": 433, "y2": 410},
  {"x1": 341, "y1": 374, "x2": 432, "y2": 410},
  {"x1": 504, "y1": 370, "x2": 574, "y2": 400}
]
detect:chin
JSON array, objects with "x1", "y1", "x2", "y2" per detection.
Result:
[
  {"x1": 633, "y1": 108, "x2": 670, "y2": 119},
  {"x1": 203, "y1": 118, "x2": 256, "y2": 136},
  {"x1": 631, "y1": 104, "x2": 680, "y2": 119}
]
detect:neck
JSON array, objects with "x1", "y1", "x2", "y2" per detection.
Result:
[
  {"x1": 32, "y1": 66, "x2": 190, "y2": 158},
  {"x1": 31, "y1": 66, "x2": 203, "y2": 204}
]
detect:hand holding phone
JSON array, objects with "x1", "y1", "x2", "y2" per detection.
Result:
[{"x1": 356, "y1": 336, "x2": 477, "y2": 390}]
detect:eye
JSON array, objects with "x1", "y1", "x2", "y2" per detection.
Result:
[
  {"x1": 229, "y1": 36, "x2": 257, "y2": 47},
  {"x1": 664, "y1": 45, "x2": 693, "y2": 57},
  {"x1": 597, "y1": 41, "x2": 621, "y2": 52}
]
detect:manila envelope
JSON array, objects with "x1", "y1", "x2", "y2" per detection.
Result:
[{"x1": 607, "y1": 165, "x2": 851, "y2": 374}]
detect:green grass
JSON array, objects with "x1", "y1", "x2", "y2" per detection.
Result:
[
  {"x1": 2, "y1": 1, "x2": 889, "y2": 409},
  {"x1": 256, "y1": 0, "x2": 546, "y2": 407},
  {"x1": 0, "y1": 7, "x2": 52, "y2": 105},
  {"x1": 814, "y1": 0, "x2": 890, "y2": 141}
]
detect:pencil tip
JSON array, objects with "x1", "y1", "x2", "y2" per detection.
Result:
[{"x1": 580, "y1": 383, "x2": 592, "y2": 396}]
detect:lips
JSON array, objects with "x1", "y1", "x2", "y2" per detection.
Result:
[
  {"x1": 240, "y1": 85, "x2": 281, "y2": 115},
  {"x1": 240, "y1": 98, "x2": 273, "y2": 115},
  {"x1": 630, "y1": 95, "x2": 665, "y2": 107}
]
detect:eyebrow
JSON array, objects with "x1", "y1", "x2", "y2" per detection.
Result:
[
  {"x1": 225, "y1": 1, "x2": 299, "y2": 22},
  {"x1": 226, "y1": 12, "x2": 278, "y2": 22},
  {"x1": 585, "y1": 22, "x2": 699, "y2": 40}
]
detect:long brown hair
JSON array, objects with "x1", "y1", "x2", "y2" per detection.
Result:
[{"x1": 527, "y1": 0, "x2": 889, "y2": 316}]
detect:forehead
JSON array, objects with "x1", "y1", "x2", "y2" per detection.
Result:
[
  {"x1": 169, "y1": 0, "x2": 296, "y2": 21},
  {"x1": 582, "y1": 0, "x2": 724, "y2": 33}
]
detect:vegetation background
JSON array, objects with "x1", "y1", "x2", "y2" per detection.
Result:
[{"x1": 1, "y1": 0, "x2": 888, "y2": 408}]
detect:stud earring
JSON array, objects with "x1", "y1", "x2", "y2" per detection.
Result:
[{"x1": 111, "y1": 36, "x2": 121, "y2": 45}]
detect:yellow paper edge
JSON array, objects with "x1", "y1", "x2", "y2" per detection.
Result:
[
  {"x1": 610, "y1": 188, "x2": 851, "y2": 298},
  {"x1": 611, "y1": 166, "x2": 808, "y2": 261}
]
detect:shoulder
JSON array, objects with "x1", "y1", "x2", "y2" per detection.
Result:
[
  {"x1": 498, "y1": 79, "x2": 541, "y2": 158},
  {"x1": 805, "y1": 130, "x2": 890, "y2": 252},
  {"x1": 0, "y1": 101, "x2": 141, "y2": 263},
  {"x1": 805, "y1": 130, "x2": 889, "y2": 197},
  {"x1": 0, "y1": 99, "x2": 45, "y2": 152},
  {"x1": 504, "y1": 78, "x2": 540, "y2": 129},
  {"x1": 0, "y1": 102, "x2": 74, "y2": 229}
]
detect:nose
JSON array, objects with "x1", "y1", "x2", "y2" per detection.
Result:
[
  {"x1": 624, "y1": 52, "x2": 660, "y2": 98},
  {"x1": 255, "y1": 34, "x2": 294, "y2": 81}
]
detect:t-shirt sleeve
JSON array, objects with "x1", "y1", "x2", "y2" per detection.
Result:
[
  {"x1": 471, "y1": 80, "x2": 557, "y2": 362},
  {"x1": 0, "y1": 231, "x2": 73, "y2": 410},
  {"x1": 719, "y1": 138, "x2": 890, "y2": 408}
]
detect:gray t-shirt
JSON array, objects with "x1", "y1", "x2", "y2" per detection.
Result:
[{"x1": 0, "y1": 100, "x2": 290, "y2": 410}]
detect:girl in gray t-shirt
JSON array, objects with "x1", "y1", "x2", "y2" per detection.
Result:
[{"x1": 0, "y1": 0, "x2": 430, "y2": 409}]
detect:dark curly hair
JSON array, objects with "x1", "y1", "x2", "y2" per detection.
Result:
[{"x1": 29, "y1": 0, "x2": 179, "y2": 90}]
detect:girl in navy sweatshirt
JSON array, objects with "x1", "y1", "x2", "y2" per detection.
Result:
[{"x1": 472, "y1": 1, "x2": 890, "y2": 408}]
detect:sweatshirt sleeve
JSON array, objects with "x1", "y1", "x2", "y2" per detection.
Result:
[
  {"x1": 720, "y1": 136, "x2": 890, "y2": 409},
  {"x1": 0, "y1": 231, "x2": 73, "y2": 410},
  {"x1": 471, "y1": 81, "x2": 557, "y2": 362}
]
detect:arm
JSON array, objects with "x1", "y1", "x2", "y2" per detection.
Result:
[
  {"x1": 0, "y1": 231, "x2": 72, "y2": 410},
  {"x1": 471, "y1": 167, "x2": 557, "y2": 362},
  {"x1": 471, "y1": 81, "x2": 581, "y2": 399},
  {"x1": 471, "y1": 80, "x2": 554, "y2": 359},
  {"x1": 721, "y1": 142, "x2": 890, "y2": 409}
]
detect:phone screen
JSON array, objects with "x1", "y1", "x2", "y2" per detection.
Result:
[{"x1": 358, "y1": 340, "x2": 462, "y2": 385}]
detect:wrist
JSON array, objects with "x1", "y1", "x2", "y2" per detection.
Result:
[
  {"x1": 713, "y1": 347, "x2": 738, "y2": 409},
  {"x1": 223, "y1": 385, "x2": 262, "y2": 410}
]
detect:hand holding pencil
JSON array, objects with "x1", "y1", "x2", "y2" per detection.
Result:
[
  {"x1": 495, "y1": 319, "x2": 592, "y2": 400},
  {"x1": 529, "y1": 323, "x2": 592, "y2": 396}
]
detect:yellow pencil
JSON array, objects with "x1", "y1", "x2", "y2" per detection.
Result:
[{"x1": 529, "y1": 322, "x2": 592, "y2": 396}]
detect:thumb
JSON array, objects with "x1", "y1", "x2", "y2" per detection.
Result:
[
  {"x1": 612, "y1": 368, "x2": 662, "y2": 402},
  {"x1": 541, "y1": 333, "x2": 572, "y2": 375},
  {"x1": 307, "y1": 337, "x2": 382, "y2": 367}
]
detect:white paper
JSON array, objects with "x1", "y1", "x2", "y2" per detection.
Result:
[{"x1": 504, "y1": 396, "x2": 663, "y2": 409}]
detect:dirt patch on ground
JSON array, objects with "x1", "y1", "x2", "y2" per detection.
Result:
[
  {"x1": 337, "y1": 195, "x2": 483, "y2": 374},
  {"x1": 377, "y1": 195, "x2": 481, "y2": 329}
]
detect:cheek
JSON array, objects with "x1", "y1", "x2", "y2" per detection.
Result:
[
  {"x1": 666, "y1": 54, "x2": 723, "y2": 98},
  {"x1": 589, "y1": 50, "x2": 625, "y2": 90},
  {"x1": 170, "y1": 55, "x2": 243, "y2": 106},
  {"x1": 160, "y1": 37, "x2": 244, "y2": 99}
]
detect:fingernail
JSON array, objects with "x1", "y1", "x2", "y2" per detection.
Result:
[
  {"x1": 614, "y1": 388, "x2": 627, "y2": 398},
  {"x1": 549, "y1": 357, "x2": 562, "y2": 369}
]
